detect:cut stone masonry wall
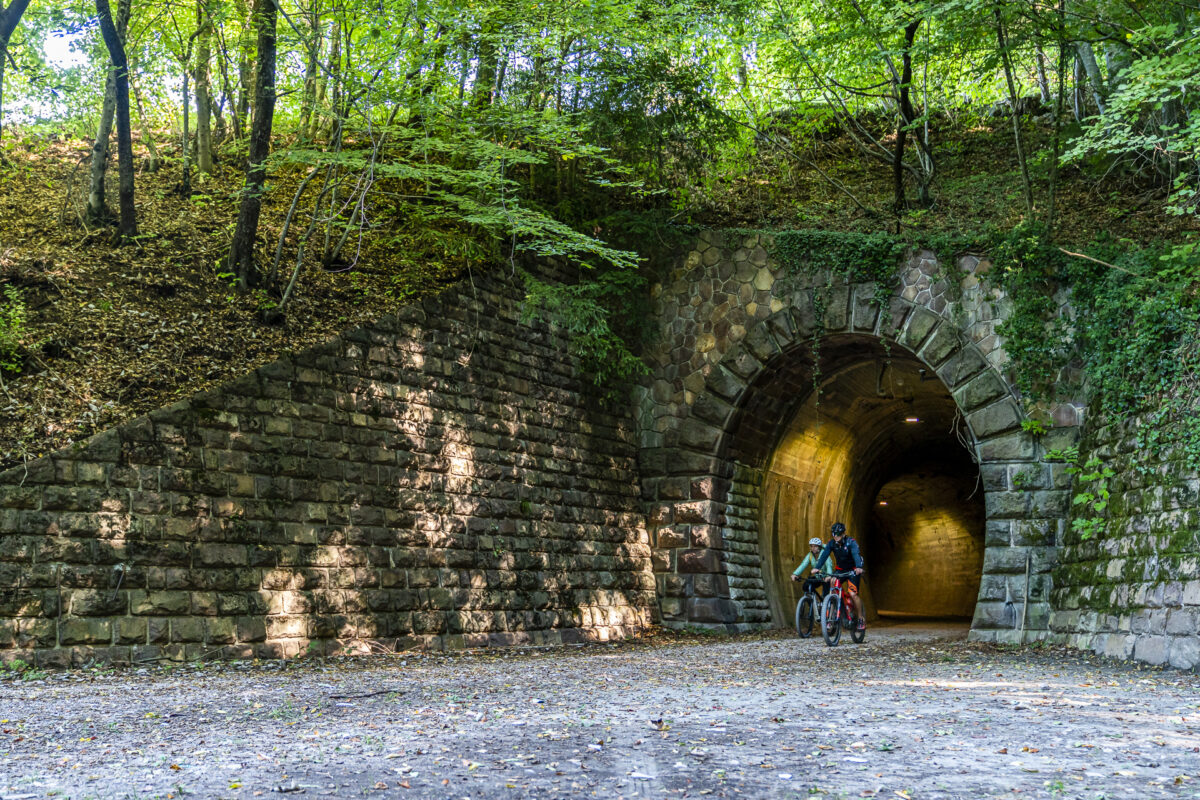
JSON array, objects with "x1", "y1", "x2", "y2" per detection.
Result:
[
  {"x1": 1050, "y1": 416, "x2": 1200, "y2": 670},
  {"x1": 0, "y1": 269, "x2": 655, "y2": 667}
]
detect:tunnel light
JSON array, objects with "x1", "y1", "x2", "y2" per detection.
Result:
[
  {"x1": 904, "y1": 416, "x2": 921, "y2": 423},
  {"x1": 878, "y1": 501, "x2": 888, "y2": 506}
]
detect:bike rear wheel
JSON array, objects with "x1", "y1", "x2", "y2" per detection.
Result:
[
  {"x1": 820, "y1": 594, "x2": 842, "y2": 646},
  {"x1": 795, "y1": 595, "x2": 815, "y2": 638},
  {"x1": 851, "y1": 618, "x2": 866, "y2": 643}
]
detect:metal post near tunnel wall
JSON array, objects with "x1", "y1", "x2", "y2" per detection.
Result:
[{"x1": 636, "y1": 234, "x2": 1083, "y2": 640}]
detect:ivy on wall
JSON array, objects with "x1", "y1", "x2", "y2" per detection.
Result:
[{"x1": 993, "y1": 223, "x2": 1200, "y2": 469}]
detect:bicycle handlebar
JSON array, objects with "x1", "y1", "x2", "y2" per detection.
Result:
[{"x1": 816, "y1": 569, "x2": 861, "y2": 579}]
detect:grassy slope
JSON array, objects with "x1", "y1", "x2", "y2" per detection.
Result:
[{"x1": 0, "y1": 117, "x2": 1193, "y2": 468}]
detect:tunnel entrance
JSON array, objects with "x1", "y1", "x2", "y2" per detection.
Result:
[{"x1": 757, "y1": 336, "x2": 986, "y2": 627}]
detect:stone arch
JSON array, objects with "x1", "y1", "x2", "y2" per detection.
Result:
[{"x1": 646, "y1": 281, "x2": 1066, "y2": 642}]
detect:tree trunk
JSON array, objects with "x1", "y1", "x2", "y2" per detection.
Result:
[
  {"x1": 129, "y1": 58, "x2": 161, "y2": 171},
  {"x1": 235, "y1": 0, "x2": 254, "y2": 129},
  {"x1": 472, "y1": 19, "x2": 498, "y2": 109},
  {"x1": 1047, "y1": 0, "x2": 1066, "y2": 234},
  {"x1": 228, "y1": 0, "x2": 276, "y2": 289},
  {"x1": 96, "y1": 0, "x2": 136, "y2": 240},
  {"x1": 1035, "y1": 45, "x2": 1051, "y2": 104},
  {"x1": 87, "y1": 69, "x2": 118, "y2": 223},
  {"x1": 180, "y1": 61, "x2": 191, "y2": 195},
  {"x1": 195, "y1": 0, "x2": 214, "y2": 173},
  {"x1": 1075, "y1": 42, "x2": 1106, "y2": 115},
  {"x1": 996, "y1": 7, "x2": 1034, "y2": 219},
  {"x1": 298, "y1": 3, "x2": 321, "y2": 140},
  {"x1": 0, "y1": 0, "x2": 33, "y2": 160},
  {"x1": 1072, "y1": 55, "x2": 1085, "y2": 120},
  {"x1": 893, "y1": 19, "x2": 921, "y2": 216}
]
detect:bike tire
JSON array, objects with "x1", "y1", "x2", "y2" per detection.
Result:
[
  {"x1": 851, "y1": 618, "x2": 866, "y2": 643},
  {"x1": 795, "y1": 596, "x2": 815, "y2": 639},
  {"x1": 820, "y1": 594, "x2": 842, "y2": 647}
]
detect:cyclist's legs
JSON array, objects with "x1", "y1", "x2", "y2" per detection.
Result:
[
  {"x1": 845, "y1": 576, "x2": 865, "y2": 623},
  {"x1": 802, "y1": 577, "x2": 824, "y2": 601}
]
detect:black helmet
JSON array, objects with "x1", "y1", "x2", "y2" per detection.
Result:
[{"x1": 831, "y1": 522, "x2": 846, "y2": 536}]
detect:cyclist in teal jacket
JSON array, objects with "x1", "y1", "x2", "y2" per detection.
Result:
[{"x1": 790, "y1": 537, "x2": 830, "y2": 600}]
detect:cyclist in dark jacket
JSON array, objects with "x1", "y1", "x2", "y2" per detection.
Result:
[{"x1": 814, "y1": 521, "x2": 865, "y2": 630}]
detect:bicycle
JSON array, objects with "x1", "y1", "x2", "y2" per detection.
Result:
[
  {"x1": 819, "y1": 570, "x2": 866, "y2": 647},
  {"x1": 792, "y1": 577, "x2": 823, "y2": 638}
]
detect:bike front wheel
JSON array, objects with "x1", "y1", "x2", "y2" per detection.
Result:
[
  {"x1": 820, "y1": 594, "x2": 842, "y2": 647},
  {"x1": 795, "y1": 595, "x2": 815, "y2": 638}
]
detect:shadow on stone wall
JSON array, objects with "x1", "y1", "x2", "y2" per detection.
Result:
[{"x1": 0, "y1": 272, "x2": 656, "y2": 667}]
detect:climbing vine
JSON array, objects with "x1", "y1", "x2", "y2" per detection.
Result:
[{"x1": 992, "y1": 224, "x2": 1200, "y2": 469}]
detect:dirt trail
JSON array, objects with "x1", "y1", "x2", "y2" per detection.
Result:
[{"x1": 2, "y1": 623, "x2": 1197, "y2": 800}]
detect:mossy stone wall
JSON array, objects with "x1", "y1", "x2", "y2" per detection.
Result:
[{"x1": 1050, "y1": 416, "x2": 1200, "y2": 669}]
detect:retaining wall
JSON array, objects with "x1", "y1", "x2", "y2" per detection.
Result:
[
  {"x1": 0, "y1": 270, "x2": 655, "y2": 667},
  {"x1": 1050, "y1": 415, "x2": 1200, "y2": 669}
]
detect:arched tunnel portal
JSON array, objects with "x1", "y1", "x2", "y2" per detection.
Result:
[
  {"x1": 752, "y1": 336, "x2": 985, "y2": 626},
  {"x1": 645, "y1": 292, "x2": 1064, "y2": 642}
]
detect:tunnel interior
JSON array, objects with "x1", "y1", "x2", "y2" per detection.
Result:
[{"x1": 737, "y1": 335, "x2": 986, "y2": 625}]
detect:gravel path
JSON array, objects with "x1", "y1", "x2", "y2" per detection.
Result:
[{"x1": 2, "y1": 623, "x2": 1198, "y2": 800}]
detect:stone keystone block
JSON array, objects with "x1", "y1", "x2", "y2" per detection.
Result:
[
  {"x1": 677, "y1": 549, "x2": 722, "y2": 574},
  {"x1": 851, "y1": 283, "x2": 880, "y2": 332},
  {"x1": 821, "y1": 285, "x2": 851, "y2": 331}
]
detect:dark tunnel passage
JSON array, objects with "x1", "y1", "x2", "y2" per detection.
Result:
[{"x1": 750, "y1": 336, "x2": 986, "y2": 626}]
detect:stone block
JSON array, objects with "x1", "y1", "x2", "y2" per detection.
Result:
[
  {"x1": 919, "y1": 324, "x2": 959, "y2": 368},
  {"x1": 691, "y1": 392, "x2": 734, "y2": 429},
  {"x1": 677, "y1": 549, "x2": 721, "y2": 574},
  {"x1": 70, "y1": 589, "x2": 128, "y2": 617},
  {"x1": 130, "y1": 590, "x2": 191, "y2": 616},
  {"x1": 1169, "y1": 636, "x2": 1200, "y2": 670},
  {"x1": 900, "y1": 308, "x2": 939, "y2": 351},
  {"x1": 1166, "y1": 608, "x2": 1196, "y2": 636},
  {"x1": 983, "y1": 546, "x2": 1033, "y2": 575},
  {"x1": 115, "y1": 617, "x2": 147, "y2": 645},
  {"x1": 984, "y1": 490, "x2": 1030, "y2": 519},
  {"x1": 678, "y1": 418, "x2": 722, "y2": 453},
  {"x1": 968, "y1": 400, "x2": 1023, "y2": 440},
  {"x1": 60, "y1": 618, "x2": 113, "y2": 646},
  {"x1": 171, "y1": 617, "x2": 207, "y2": 643},
  {"x1": 936, "y1": 346, "x2": 987, "y2": 389},
  {"x1": 704, "y1": 364, "x2": 748, "y2": 404},
  {"x1": 1133, "y1": 635, "x2": 1170, "y2": 666},
  {"x1": 978, "y1": 432, "x2": 1036, "y2": 461},
  {"x1": 851, "y1": 283, "x2": 880, "y2": 332},
  {"x1": 686, "y1": 597, "x2": 738, "y2": 624},
  {"x1": 822, "y1": 285, "x2": 851, "y2": 331}
]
